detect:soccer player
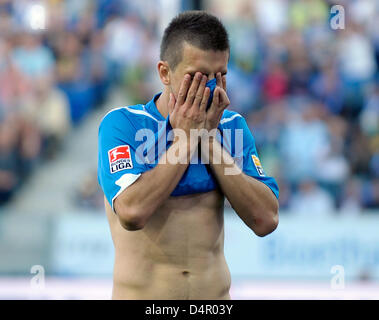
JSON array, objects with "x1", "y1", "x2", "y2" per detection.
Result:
[{"x1": 98, "y1": 11, "x2": 279, "y2": 300}]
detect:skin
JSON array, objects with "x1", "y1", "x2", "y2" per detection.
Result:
[{"x1": 106, "y1": 41, "x2": 279, "y2": 300}]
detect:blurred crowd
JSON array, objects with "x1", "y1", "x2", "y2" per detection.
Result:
[
  {"x1": 0, "y1": 0, "x2": 378, "y2": 214},
  {"x1": 0, "y1": 0, "x2": 160, "y2": 205},
  {"x1": 208, "y1": 0, "x2": 379, "y2": 214}
]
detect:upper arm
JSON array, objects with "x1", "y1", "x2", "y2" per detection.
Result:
[{"x1": 97, "y1": 110, "x2": 149, "y2": 212}]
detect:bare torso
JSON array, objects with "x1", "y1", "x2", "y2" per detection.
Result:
[{"x1": 105, "y1": 190, "x2": 231, "y2": 300}]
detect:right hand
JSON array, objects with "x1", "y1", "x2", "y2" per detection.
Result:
[
  {"x1": 204, "y1": 72, "x2": 230, "y2": 131},
  {"x1": 168, "y1": 72, "x2": 210, "y2": 137}
]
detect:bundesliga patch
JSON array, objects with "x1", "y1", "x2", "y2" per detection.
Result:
[
  {"x1": 108, "y1": 145, "x2": 133, "y2": 173},
  {"x1": 252, "y1": 155, "x2": 265, "y2": 176}
]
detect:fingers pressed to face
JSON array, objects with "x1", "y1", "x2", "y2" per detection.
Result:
[
  {"x1": 222, "y1": 75, "x2": 226, "y2": 91},
  {"x1": 176, "y1": 74, "x2": 191, "y2": 106},
  {"x1": 218, "y1": 87, "x2": 230, "y2": 107},
  {"x1": 216, "y1": 72, "x2": 222, "y2": 88},
  {"x1": 168, "y1": 92, "x2": 176, "y2": 114},
  {"x1": 186, "y1": 72, "x2": 203, "y2": 106},
  {"x1": 216, "y1": 72, "x2": 227, "y2": 92},
  {"x1": 212, "y1": 86, "x2": 220, "y2": 108},
  {"x1": 208, "y1": 86, "x2": 229, "y2": 112},
  {"x1": 192, "y1": 75, "x2": 208, "y2": 109},
  {"x1": 199, "y1": 87, "x2": 210, "y2": 113}
]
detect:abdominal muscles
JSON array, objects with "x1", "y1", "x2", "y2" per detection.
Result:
[{"x1": 107, "y1": 190, "x2": 231, "y2": 300}]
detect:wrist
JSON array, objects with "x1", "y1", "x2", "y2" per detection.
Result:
[
  {"x1": 199, "y1": 129, "x2": 219, "y2": 164},
  {"x1": 207, "y1": 135, "x2": 217, "y2": 163}
]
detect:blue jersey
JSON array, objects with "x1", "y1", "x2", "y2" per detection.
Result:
[{"x1": 98, "y1": 93, "x2": 279, "y2": 211}]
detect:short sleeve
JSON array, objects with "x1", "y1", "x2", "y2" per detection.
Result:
[
  {"x1": 97, "y1": 110, "x2": 149, "y2": 211},
  {"x1": 219, "y1": 113, "x2": 279, "y2": 199}
]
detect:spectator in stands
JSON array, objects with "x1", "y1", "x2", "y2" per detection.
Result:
[
  {"x1": 362, "y1": 178, "x2": 379, "y2": 209},
  {"x1": 279, "y1": 99, "x2": 330, "y2": 185},
  {"x1": 20, "y1": 75, "x2": 71, "y2": 159},
  {"x1": 262, "y1": 59, "x2": 289, "y2": 103},
  {"x1": 103, "y1": 14, "x2": 144, "y2": 85},
  {"x1": 17, "y1": 111, "x2": 42, "y2": 177},
  {"x1": 317, "y1": 113, "x2": 350, "y2": 202},
  {"x1": 84, "y1": 30, "x2": 111, "y2": 107},
  {"x1": 0, "y1": 112, "x2": 19, "y2": 204},
  {"x1": 360, "y1": 83, "x2": 379, "y2": 138},
  {"x1": 55, "y1": 32, "x2": 94, "y2": 123},
  {"x1": 310, "y1": 60, "x2": 344, "y2": 115},
  {"x1": 0, "y1": 37, "x2": 29, "y2": 114},
  {"x1": 289, "y1": 179, "x2": 335, "y2": 216},
  {"x1": 339, "y1": 177, "x2": 363, "y2": 214},
  {"x1": 337, "y1": 22, "x2": 377, "y2": 119},
  {"x1": 11, "y1": 33, "x2": 54, "y2": 80}
]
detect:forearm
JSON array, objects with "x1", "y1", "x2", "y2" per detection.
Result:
[
  {"x1": 206, "y1": 136, "x2": 279, "y2": 236},
  {"x1": 115, "y1": 133, "x2": 197, "y2": 230}
]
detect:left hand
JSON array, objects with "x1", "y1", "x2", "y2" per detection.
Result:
[{"x1": 205, "y1": 72, "x2": 230, "y2": 131}]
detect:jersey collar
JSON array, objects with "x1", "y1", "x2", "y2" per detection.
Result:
[{"x1": 145, "y1": 92, "x2": 166, "y2": 121}]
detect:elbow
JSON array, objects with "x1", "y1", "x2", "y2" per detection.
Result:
[
  {"x1": 119, "y1": 214, "x2": 145, "y2": 231},
  {"x1": 116, "y1": 204, "x2": 149, "y2": 231},
  {"x1": 252, "y1": 207, "x2": 279, "y2": 237}
]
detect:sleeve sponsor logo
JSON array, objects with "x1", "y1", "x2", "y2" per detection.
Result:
[
  {"x1": 252, "y1": 155, "x2": 265, "y2": 176},
  {"x1": 108, "y1": 145, "x2": 133, "y2": 173}
]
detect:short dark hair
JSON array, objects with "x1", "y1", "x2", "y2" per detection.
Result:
[{"x1": 160, "y1": 11, "x2": 230, "y2": 70}]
